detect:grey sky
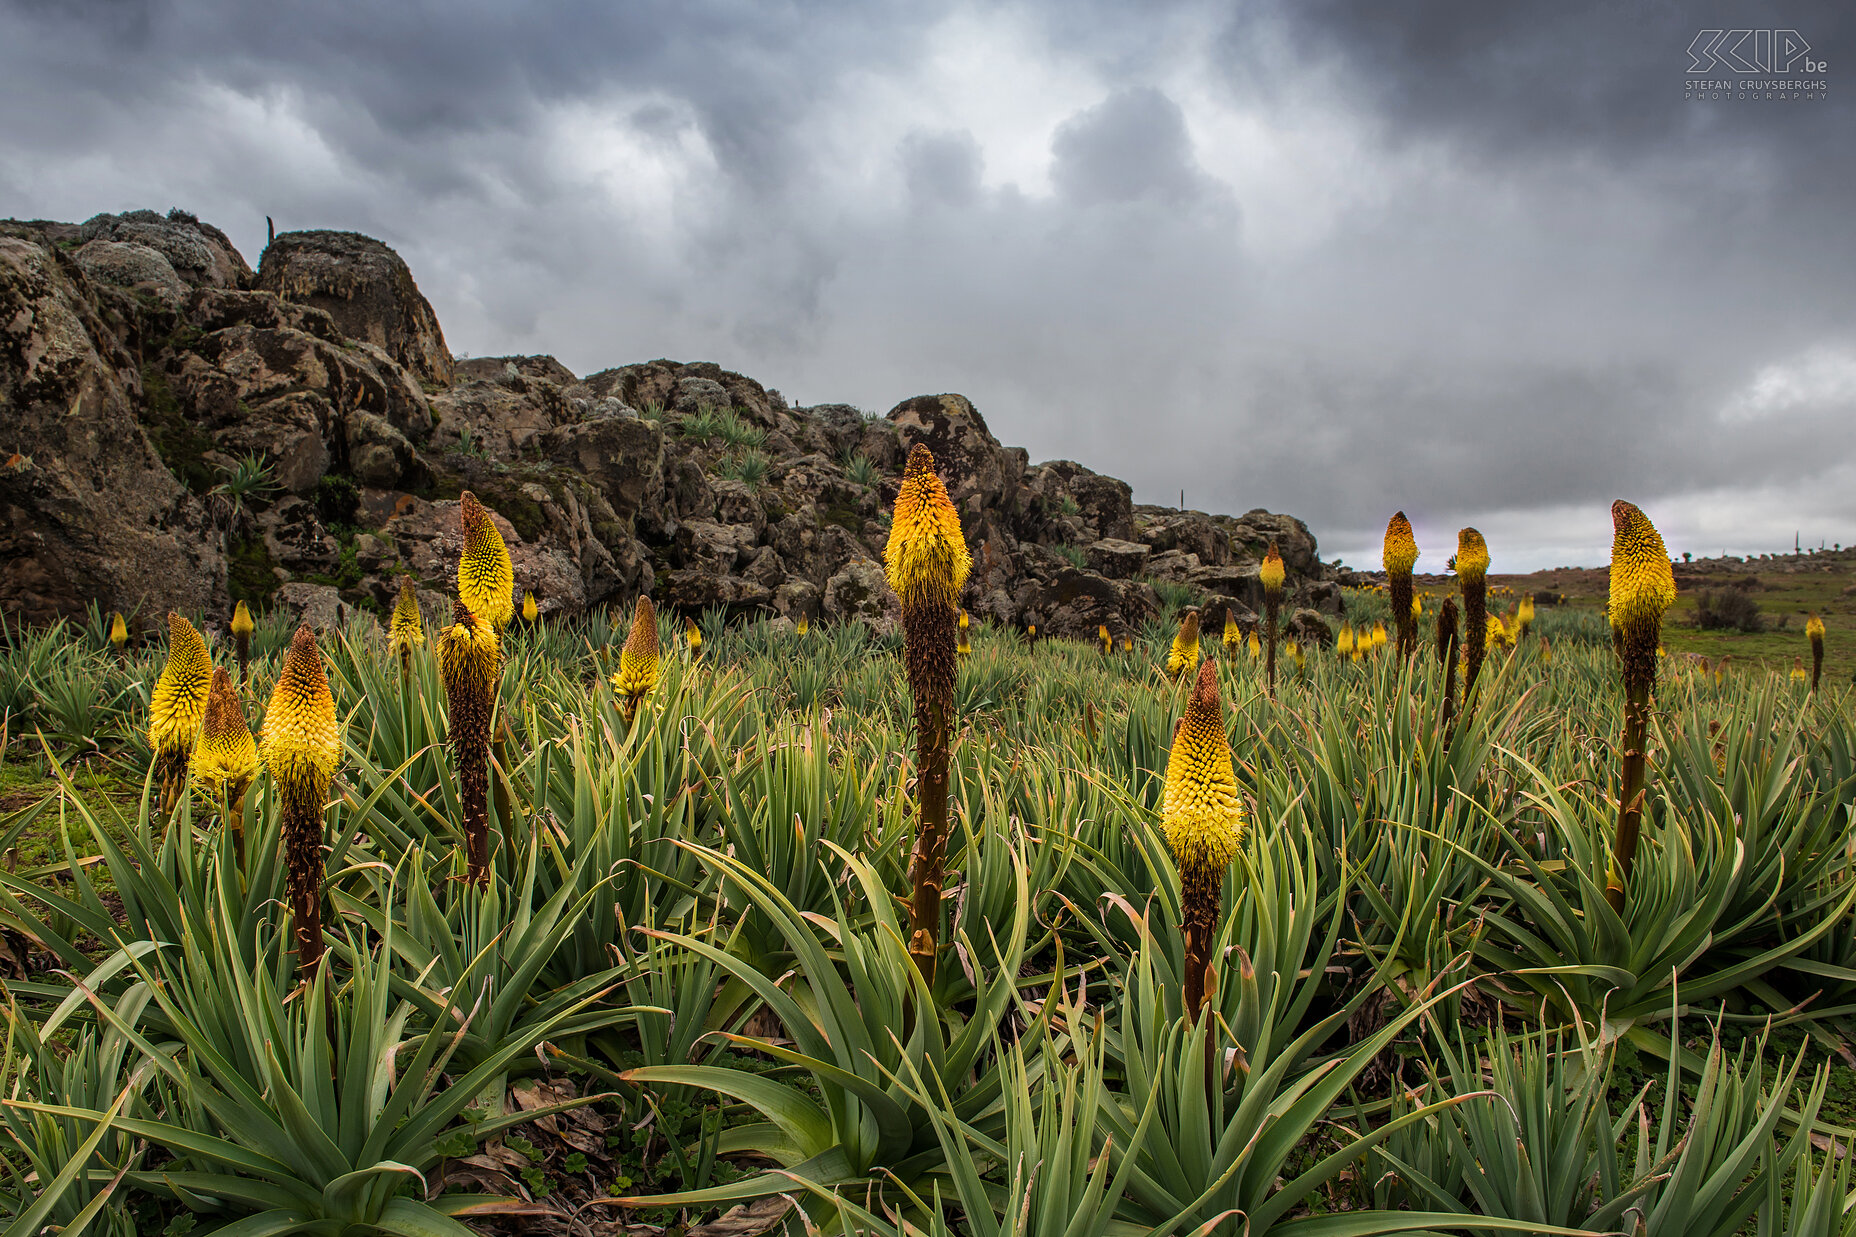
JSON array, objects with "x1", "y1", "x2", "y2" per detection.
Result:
[{"x1": 3, "y1": 0, "x2": 1850, "y2": 570}]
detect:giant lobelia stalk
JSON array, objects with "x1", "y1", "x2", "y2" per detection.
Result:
[
  {"x1": 885, "y1": 444, "x2": 971, "y2": 985},
  {"x1": 1605, "y1": 500, "x2": 1675, "y2": 914}
]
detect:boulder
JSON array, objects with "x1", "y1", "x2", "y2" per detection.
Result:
[
  {"x1": 1086, "y1": 538, "x2": 1150, "y2": 579},
  {"x1": 538, "y1": 411, "x2": 665, "y2": 527},
  {"x1": 886, "y1": 394, "x2": 1018, "y2": 512},
  {"x1": 823, "y1": 558, "x2": 895, "y2": 624},
  {"x1": 1133, "y1": 507, "x2": 1229, "y2": 566},
  {"x1": 77, "y1": 209, "x2": 251, "y2": 289},
  {"x1": 1298, "y1": 580, "x2": 1344, "y2": 616},
  {"x1": 71, "y1": 241, "x2": 189, "y2": 308},
  {"x1": 1218, "y1": 509, "x2": 1321, "y2": 579},
  {"x1": 665, "y1": 569, "x2": 772, "y2": 616},
  {"x1": 1143, "y1": 549, "x2": 1201, "y2": 583},
  {"x1": 1190, "y1": 563, "x2": 1260, "y2": 606},
  {"x1": 1286, "y1": 609, "x2": 1334, "y2": 648},
  {"x1": 274, "y1": 581, "x2": 349, "y2": 631},
  {"x1": 1038, "y1": 461, "x2": 1134, "y2": 541},
  {"x1": 257, "y1": 230, "x2": 453, "y2": 386},
  {"x1": 1036, "y1": 569, "x2": 1135, "y2": 640}
]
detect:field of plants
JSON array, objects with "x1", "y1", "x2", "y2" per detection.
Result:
[{"x1": 0, "y1": 471, "x2": 1853, "y2": 1237}]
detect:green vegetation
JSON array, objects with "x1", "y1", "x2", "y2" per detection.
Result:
[{"x1": 0, "y1": 588, "x2": 1853, "y2": 1234}]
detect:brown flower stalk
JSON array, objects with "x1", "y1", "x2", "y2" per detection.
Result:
[
  {"x1": 1437, "y1": 595, "x2": 1460, "y2": 742},
  {"x1": 1807, "y1": 614, "x2": 1825, "y2": 694},
  {"x1": 1456, "y1": 528, "x2": 1490, "y2": 694},
  {"x1": 884, "y1": 444, "x2": 971, "y2": 985}
]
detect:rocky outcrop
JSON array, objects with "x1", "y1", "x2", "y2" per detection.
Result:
[
  {"x1": 0, "y1": 234, "x2": 224, "y2": 624},
  {"x1": 257, "y1": 230, "x2": 453, "y2": 387},
  {"x1": 0, "y1": 208, "x2": 1339, "y2": 638}
]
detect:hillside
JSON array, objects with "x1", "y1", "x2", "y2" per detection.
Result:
[{"x1": 1, "y1": 209, "x2": 1338, "y2": 640}]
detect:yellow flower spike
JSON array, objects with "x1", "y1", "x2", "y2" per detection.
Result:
[
  {"x1": 190, "y1": 666, "x2": 257, "y2": 808},
  {"x1": 149, "y1": 612, "x2": 212, "y2": 810},
  {"x1": 611, "y1": 595, "x2": 662, "y2": 713},
  {"x1": 1337, "y1": 624, "x2": 1355, "y2": 656},
  {"x1": 389, "y1": 578, "x2": 426, "y2": 655},
  {"x1": 1371, "y1": 620, "x2": 1387, "y2": 651},
  {"x1": 1411, "y1": 595, "x2": 1422, "y2": 619},
  {"x1": 1792, "y1": 656, "x2": 1807, "y2": 683},
  {"x1": 1163, "y1": 660, "x2": 1246, "y2": 1023},
  {"x1": 958, "y1": 609, "x2": 968, "y2": 631},
  {"x1": 229, "y1": 599, "x2": 255, "y2": 683},
  {"x1": 1384, "y1": 511, "x2": 1419, "y2": 659},
  {"x1": 1486, "y1": 614, "x2": 1508, "y2": 649},
  {"x1": 686, "y1": 617, "x2": 703, "y2": 653},
  {"x1": 1516, "y1": 594, "x2": 1535, "y2": 640},
  {"x1": 1806, "y1": 613, "x2": 1825, "y2": 693},
  {"x1": 109, "y1": 611, "x2": 128, "y2": 651},
  {"x1": 1605, "y1": 500, "x2": 1676, "y2": 915},
  {"x1": 259, "y1": 625, "x2": 343, "y2": 791},
  {"x1": 1222, "y1": 611, "x2": 1241, "y2": 651},
  {"x1": 957, "y1": 623, "x2": 971, "y2": 658},
  {"x1": 1122, "y1": 636, "x2": 1133, "y2": 653},
  {"x1": 522, "y1": 591, "x2": 538, "y2": 624},
  {"x1": 884, "y1": 443, "x2": 970, "y2": 986},
  {"x1": 1608, "y1": 501, "x2": 1675, "y2": 646},
  {"x1": 1259, "y1": 544, "x2": 1285, "y2": 597},
  {"x1": 1246, "y1": 628, "x2": 1260, "y2": 657},
  {"x1": 259, "y1": 625, "x2": 342, "y2": 977},
  {"x1": 457, "y1": 491, "x2": 515, "y2": 629},
  {"x1": 797, "y1": 616, "x2": 810, "y2": 637},
  {"x1": 438, "y1": 601, "x2": 503, "y2": 884},
  {"x1": 884, "y1": 444, "x2": 971, "y2": 611},
  {"x1": 1383, "y1": 512, "x2": 1419, "y2": 577},
  {"x1": 1260, "y1": 541, "x2": 1287, "y2": 697},
  {"x1": 1099, "y1": 624, "x2": 1112, "y2": 656},
  {"x1": 1166, "y1": 608, "x2": 1202, "y2": 678}
]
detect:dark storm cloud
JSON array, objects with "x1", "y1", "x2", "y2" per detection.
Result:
[{"x1": 1, "y1": 0, "x2": 1851, "y2": 568}]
